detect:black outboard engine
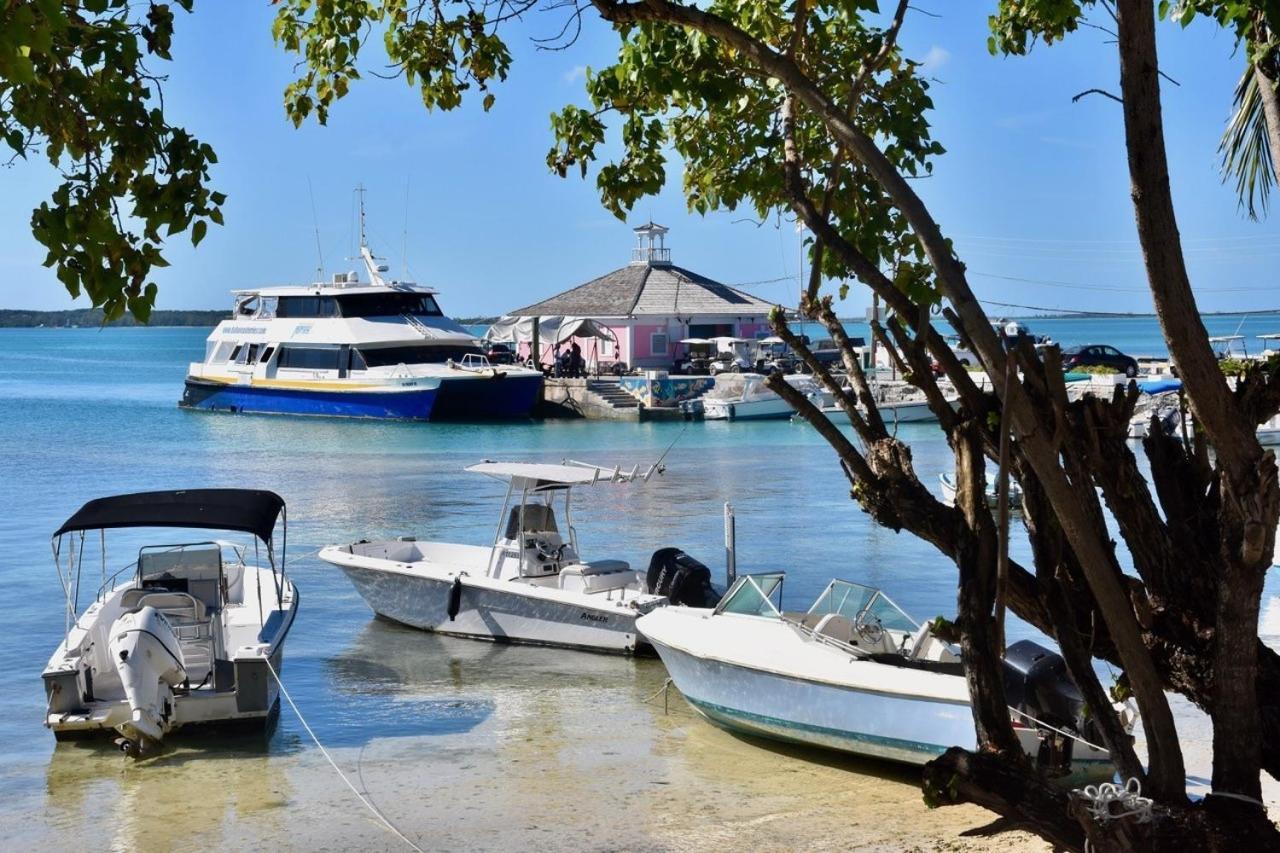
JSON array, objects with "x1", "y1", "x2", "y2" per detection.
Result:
[
  {"x1": 1002, "y1": 640, "x2": 1103, "y2": 773},
  {"x1": 647, "y1": 548, "x2": 720, "y2": 608}
]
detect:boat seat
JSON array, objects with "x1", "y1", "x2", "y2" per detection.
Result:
[
  {"x1": 558, "y1": 562, "x2": 635, "y2": 593},
  {"x1": 120, "y1": 589, "x2": 207, "y2": 623},
  {"x1": 576, "y1": 559, "x2": 630, "y2": 576}
]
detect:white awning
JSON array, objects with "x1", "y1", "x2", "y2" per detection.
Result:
[
  {"x1": 484, "y1": 316, "x2": 616, "y2": 345},
  {"x1": 466, "y1": 460, "x2": 658, "y2": 487}
]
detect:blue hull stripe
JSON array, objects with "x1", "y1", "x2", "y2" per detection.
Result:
[{"x1": 181, "y1": 380, "x2": 439, "y2": 420}]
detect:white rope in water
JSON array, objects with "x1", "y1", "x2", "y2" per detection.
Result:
[{"x1": 265, "y1": 658, "x2": 425, "y2": 853}]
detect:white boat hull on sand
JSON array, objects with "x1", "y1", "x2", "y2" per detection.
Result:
[
  {"x1": 650, "y1": 635, "x2": 975, "y2": 763},
  {"x1": 330, "y1": 556, "x2": 654, "y2": 654}
]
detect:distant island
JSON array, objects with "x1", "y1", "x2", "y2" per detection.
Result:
[
  {"x1": 0, "y1": 309, "x2": 502, "y2": 328},
  {"x1": 0, "y1": 308, "x2": 227, "y2": 328}
]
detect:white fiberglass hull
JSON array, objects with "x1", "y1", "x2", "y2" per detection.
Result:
[
  {"x1": 43, "y1": 570, "x2": 297, "y2": 742},
  {"x1": 819, "y1": 399, "x2": 946, "y2": 424},
  {"x1": 638, "y1": 608, "x2": 1114, "y2": 777},
  {"x1": 703, "y1": 396, "x2": 796, "y2": 421},
  {"x1": 322, "y1": 546, "x2": 662, "y2": 654}
]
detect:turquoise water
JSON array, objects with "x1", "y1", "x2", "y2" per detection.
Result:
[{"x1": 1, "y1": 324, "x2": 1276, "y2": 845}]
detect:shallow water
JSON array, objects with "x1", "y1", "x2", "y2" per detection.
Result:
[{"x1": 0, "y1": 326, "x2": 1275, "y2": 850}]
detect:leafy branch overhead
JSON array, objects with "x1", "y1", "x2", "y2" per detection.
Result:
[{"x1": 0, "y1": 0, "x2": 224, "y2": 321}]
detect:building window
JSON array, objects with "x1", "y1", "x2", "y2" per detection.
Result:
[
  {"x1": 651, "y1": 332, "x2": 668, "y2": 356},
  {"x1": 601, "y1": 338, "x2": 614, "y2": 357}
]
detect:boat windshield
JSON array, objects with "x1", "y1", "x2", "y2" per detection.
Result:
[
  {"x1": 806, "y1": 579, "x2": 917, "y2": 633},
  {"x1": 714, "y1": 573, "x2": 784, "y2": 618}
]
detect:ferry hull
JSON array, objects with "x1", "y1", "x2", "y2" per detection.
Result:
[
  {"x1": 180, "y1": 378, "x2": 439, "y2": 420},
  {"x1": 335, "y1": 562, "x2": 644, "y2": 654},
  {"x1": 431, "y1": 372, "x2": 543, "y2": 419}
]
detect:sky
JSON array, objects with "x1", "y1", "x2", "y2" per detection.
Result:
[{"x1": 0, "y1": 3, "x2": 1276, "y2": 317}]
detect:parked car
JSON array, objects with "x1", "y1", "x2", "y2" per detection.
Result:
[
  {"x1": 1062, "y1": 344, "x2": 1139, "y2": 377},
  {"x1": 485, "y1": 342, "x2": 517, "y2": 364}
]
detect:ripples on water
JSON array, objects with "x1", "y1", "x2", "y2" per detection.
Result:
[{"x1": 1, "y1": 327, "x2": 1276, "y2": 847}]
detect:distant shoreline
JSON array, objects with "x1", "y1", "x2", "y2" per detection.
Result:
[{"x1": 0, "y1": 309, "x2": 501, "y2": 328}]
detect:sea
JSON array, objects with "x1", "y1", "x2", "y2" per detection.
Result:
[{"x1": 0, "y1": 320, "x2": 1276, "y2": 850}]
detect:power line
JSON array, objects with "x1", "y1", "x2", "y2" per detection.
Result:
[{"x1": 971, "y1": 270, "x2": 1280, "y2": 294}]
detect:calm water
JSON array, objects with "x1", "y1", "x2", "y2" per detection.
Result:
[{"x1": 1, "y1": 324, "x2": 1276, "y2": 848}]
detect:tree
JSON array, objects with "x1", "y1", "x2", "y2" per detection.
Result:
[
  {"x1": 269, "y1": 1, "x2": 1280, "y2": 848},
  {"x1": 0, "y1": 0, "x2": 224, "y2": 321}
]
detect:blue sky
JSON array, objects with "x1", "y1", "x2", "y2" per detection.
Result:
[{"x1": 0, "y1": 3, "x2": 1276, "y2": 316}]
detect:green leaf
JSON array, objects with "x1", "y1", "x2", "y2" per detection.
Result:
[{"x1": 191, "y1": 219, "x2": 207, "y2": 247}]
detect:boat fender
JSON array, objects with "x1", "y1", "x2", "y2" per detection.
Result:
[{"x1": 447, "y1": 577, "x2": 463, "y2": 621}]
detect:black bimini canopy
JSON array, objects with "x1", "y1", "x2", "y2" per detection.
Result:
[{"x1": 53, "y1": 489, "x2": 285, "y2": 543}]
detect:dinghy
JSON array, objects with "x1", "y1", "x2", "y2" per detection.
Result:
[
  {"x1": 42, "y1": 490, "x2": 298, "y2": 756},
  {"x1": 321, "y1": 460, "x2": 719, "y2": 654},
  {"x1": 938, "y1": 471, "x2": 1023, "y2": 512},
  {"x1": 638, "y1": 574, "x2": 1128, "y2": 781}
]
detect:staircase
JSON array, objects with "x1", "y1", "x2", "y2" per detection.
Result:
[{"x1": 585, "y1": 378, "x2": 643, "y2": 414}]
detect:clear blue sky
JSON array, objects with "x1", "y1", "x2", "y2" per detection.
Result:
[{"x1": 0, "y1": 3, "x2": 1275, "y2": 316}]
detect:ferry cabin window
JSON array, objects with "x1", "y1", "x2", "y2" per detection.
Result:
[
  {"x1": 212, "y1": 341, "x2": 236, "y2": 362},
  {"x1": 276, "y1": 346, "x2": 342, "y2": 370},
  {"x1": 358, "y1": 345, "x2": 482, "y2": 367},
  {"x1": 234, "y1": 343, "x2": 259, "y2": 365},
  {"x1": 336, "y1": 293, "x2": 443, "y2": 318},
  {"x1": 275, "y1": 296, "x2": 339, "y2": 318},
  {"x1": 259, "y1": 345, "x2": 276, "y2": 364}
]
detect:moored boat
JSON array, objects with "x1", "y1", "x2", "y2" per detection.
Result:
[
  {"x1": 700, "y1": 373, "x2": 821, "y2": 421},
  {"x1": 181, "y1": 201, "x2": 542, "y2": 421},
  {"x1": 320, "y1": 460, "x2": 720, "y2": 654},
  {"x1": 42, "y1": 489, "x2": 298, "y2": 756},
  {"x1": 638, "y1": 574, "x2": 1128, "y2": 781}
]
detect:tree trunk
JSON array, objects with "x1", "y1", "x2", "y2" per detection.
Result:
[
  {"x1": 1251, "y1": 52, "x2": 1280, "y2": 187},
  {"x1": 1115, "y1": 0, "x2": 1276, "y2": 802}
]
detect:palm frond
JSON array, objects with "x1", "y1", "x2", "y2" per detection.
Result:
[{"x1": 1219, "y1": 64, "x2": 1275, "y2": 221}]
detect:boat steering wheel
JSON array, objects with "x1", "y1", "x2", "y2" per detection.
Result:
[
  {"x1": 534, "y1": 539, "x2": 566, "y2": 563},
  {"x1": 854, "y1": 609, "x2": 885, "y2": 645}
]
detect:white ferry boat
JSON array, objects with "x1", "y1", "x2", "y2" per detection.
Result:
[{"x1": 181, "y1": 223, "x2": 543, "y2": 420}]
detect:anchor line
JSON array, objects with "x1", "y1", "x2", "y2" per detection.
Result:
[{"x1": 264, "y1": 658, "x2": 425, "y2": 853}]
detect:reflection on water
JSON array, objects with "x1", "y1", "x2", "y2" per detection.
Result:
[{"x1": 44, "y1": 737, "x2": 293, "y2": 853}]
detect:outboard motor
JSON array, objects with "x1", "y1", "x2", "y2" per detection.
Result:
[
  {"x1": 647, "y1": 548, "x2": 720, "y2": 608},
  {"x1": 1003, "y1": 640, "x2": 1104, "y2": 771},
  {"x1": 109, "y1": 605, "x2": 187, "y2": 754}
]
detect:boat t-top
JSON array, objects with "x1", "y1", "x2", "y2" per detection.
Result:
[
  {"x1": 181, "y1": 200, "x2": 543, "y2": 420},
  {"x1": 320, "y1": 460, "x2": 720, "y2": 654},
  {"x1": 42, "y1": 489, "x2": 298, "y2": 756},
  {"x1": 638, "y1": 574, "x2": 1129, "y2": 780}
]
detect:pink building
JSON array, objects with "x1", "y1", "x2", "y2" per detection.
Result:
[{"x1": 506, "y1": 223, "x2": 782, "y2": 370}]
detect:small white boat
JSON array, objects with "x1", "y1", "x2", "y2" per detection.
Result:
[
  {"x1": 321, "y1": 460, "x2": 719, "y2": 654},
  {"x1": 818, "y1": 387, "x2": 957, "y2": 425},
  {"x1": 938, "y1": 472, "x2": 1023, "y2": 512},
  {"x1": 43, "y1": 490, "x2": 298, "y2": 756},
  {"x1": 638, "y1": 574, "x2": 1126, "y2": 780},
  {"x1": 1259, "y1": 414, "x2": 1280, "y2": 446},
  {"x1": 702, "y1": 373, "x2": 820, "y2": 421}
]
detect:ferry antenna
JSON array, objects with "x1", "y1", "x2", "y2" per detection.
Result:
[{"x1": 307, "y1": 176, "x2": 324, "y2": 280}]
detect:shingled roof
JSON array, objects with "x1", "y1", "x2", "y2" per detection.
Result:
[{"x1": 507, "y1": 262, "x2": 777, "y2": 318}]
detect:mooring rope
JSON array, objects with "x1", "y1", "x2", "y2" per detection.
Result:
[
  {"x1": 265, "y1": 658, "x2": 424, "y2": 853},
  {"x1": 1077, "y1": 777, "x2": 1154, "y2": 824}
]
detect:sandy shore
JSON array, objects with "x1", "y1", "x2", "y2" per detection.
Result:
[{"x1": 6, "y1": 644, "x2": 1048, "y2": 852}]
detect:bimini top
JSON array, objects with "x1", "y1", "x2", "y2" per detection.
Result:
[
  {"x1": 466, "y1": 460, "x2": 658, "y2": 488},
  {"x1": 54, "y1": 489, "x2": 286, "y2": 543}
]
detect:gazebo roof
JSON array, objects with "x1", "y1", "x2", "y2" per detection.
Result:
[{"x1": 507, "y1": 262, "x2": 778, "y2": 318}]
